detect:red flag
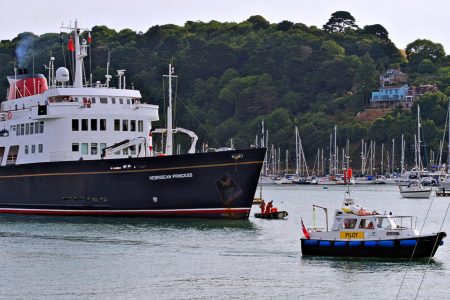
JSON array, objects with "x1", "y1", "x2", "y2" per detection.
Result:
[
  {"x1": 301, "y1": 218, "x2": 310, "y2": 239},
  {"x1": 347, "y1": 168, "x2": 353, "y2": 179},
  {"x1": 88, "y1": 32, "x2": 92, "y2": 44},
  {"x1": 68, "y1": 36, "x2": 75, "y2": 52}
]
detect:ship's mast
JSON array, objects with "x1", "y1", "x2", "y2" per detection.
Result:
[
  {"x1": 164, "y1": 64, "x2": 176, "y2": 155},
  {"x1": 73, "y1": 20, "x2": 88, "y2": 88}
]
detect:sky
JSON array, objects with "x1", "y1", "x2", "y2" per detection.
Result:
[{"x1": 1, "y1": 0, "x2": 449, "y2": 52}]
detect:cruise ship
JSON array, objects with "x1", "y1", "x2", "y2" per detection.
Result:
[{"x1": 0, "y1": 21, "x2": 265, "y2": 218}]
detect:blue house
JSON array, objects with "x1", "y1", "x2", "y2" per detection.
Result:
[
  {"x1": 370, "y1": 69, "x2": 412, "y2": 108},
  {"x1": 371, "y1": 84, "x2": 411, "y2": 108}
]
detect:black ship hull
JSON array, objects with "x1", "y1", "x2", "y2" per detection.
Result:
[
  {"x1": 301, "y1": 232, "x2": 447, "y2": 258},
  {"x1": 0, "y1": 148, "x2": 265, "y2": 219}
]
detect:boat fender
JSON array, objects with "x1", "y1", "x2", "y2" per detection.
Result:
[
  {"x1": 399, "y1": 239, "x2": 417, "y2": 247},
  {"x1": 319, "y1": 241, "x2": 331, "y2": 247},
  {"x1": 379, "y1": 240, "x2": 395, "y2": 248},
  {"x1": 349, "y1": 241, "x2": 361, "y2": 247},
  {"x1": 334, "y1": 241, "x2": 347, "y2": 247},
  {"x1": 304, "y1": 240, "x2": 318, "y2": 246},
  {"x1": 364, "y1": 241, "x2": 378, "y2": 247}
]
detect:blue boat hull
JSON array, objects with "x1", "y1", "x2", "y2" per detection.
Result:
[{"x1": 301, "y1": 232, "x2": 447, "y2": 258}]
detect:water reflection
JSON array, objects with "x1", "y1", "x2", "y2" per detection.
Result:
[
  {"x1": 0, "y1": 214, "x2": 256, "y2": 231},
  {"x1": 300, "y1": 255, "x2": 444, "y2": 272}
]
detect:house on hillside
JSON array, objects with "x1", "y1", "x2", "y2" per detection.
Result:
[
  {"x1": 370, "y1": 69, "x2": 409, "y2": 108},
  {"x1": 370, "y1": 69, "x2": 438, "y2": 109}
]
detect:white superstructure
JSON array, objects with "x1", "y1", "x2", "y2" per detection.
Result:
[{"x1": 0, "y1": 21, "x2": 172, "y2": 166}]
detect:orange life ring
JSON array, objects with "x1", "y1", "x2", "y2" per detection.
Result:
[{"x1": 7, "y1": 111, "x2": 12, "y2": 120}]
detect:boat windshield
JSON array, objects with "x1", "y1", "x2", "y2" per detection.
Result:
[{"x1": 376, "y1": 217, "x2": 397, "y2": 229}]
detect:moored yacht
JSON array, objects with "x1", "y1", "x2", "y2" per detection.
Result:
[
  {"x1": 399, "y1": 181, "x2": 432, "y2": 199},
  {"x1": 0, "y1": 21, "x2": 265, "y2": 218}
]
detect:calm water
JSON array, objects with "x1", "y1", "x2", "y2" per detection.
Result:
[{"x1": 1, "y1": 185, "x2": 449, "y2": 299}]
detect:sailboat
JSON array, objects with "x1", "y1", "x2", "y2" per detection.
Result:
[{"x1": 399, "y1": 105, "x2": 432, "y2": 198}]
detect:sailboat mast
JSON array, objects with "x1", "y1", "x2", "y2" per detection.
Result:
[
  {"x1": 448, "y1": 100, "x2": 450, "y2": 173},
  {"x1": 392, "y1": 138, "x2": 395, "y2": 174},
  {"x1": 417, "y1": 105, "x2": 422, "y2": 171},
  {"x1": 401, "y1": 134, "x2": 405, "y2": 174},
  {"x1": 295, "y1": 126, "x2": 299, "y2": 176},
  {"x1": 334, "y1": 125, "x2": 337, "y2": 175}
]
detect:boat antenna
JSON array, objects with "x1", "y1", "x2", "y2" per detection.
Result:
[
  {"x1": 414, "y1": 199, "x2": 450, "y2": 299},
  {"x1": 105, "y1": 51, "x2": 111, "y2": 87},
  {"x1": 396, "y1": 191, "x2": 437, "y2": 299}
]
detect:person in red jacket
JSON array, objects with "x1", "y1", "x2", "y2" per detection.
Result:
[
  {"x1": 265, "y1": 200, "x2": 273, "y2": 214},
  {"x1": 259, "y1": 200, "x2": 266, "y2": 214}
]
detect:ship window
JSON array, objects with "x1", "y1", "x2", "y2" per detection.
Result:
[
  {"x1": 91, "y1": 119, "x2": 98, "y2": 131},
  {"x1": 119, "y1": 98, "x2": 123, "y2": 104},
  {"x1": 35, "y1": 122, "x2": 39, "y2": 134},
  {"x1": 16, "y1": 126, "x2": 20, "y2": 136},
  {"x1": 91, "y1": 143, "x2": 98, "y2": 155},
  {"x1": 25, "y1": 124, "x2": 29, "y2": 135},
  {"x1": 20, "y1": 124, "x2": 25, "y2": 135},
  {"x1": 31, "y1": 145, "x2": 36, "y2": 153},
  {"x1": 130, "y1": 145, "x2": 136, "y2": 155},
  {"x1": 6, "y1": 145, "x2": 19, "y2": 165},
  {"x1": 29, "y1": 123, "x2": 34, "y2": 134},
  {"x1": 81, "y1": 143, "x2": 88, "y2": 155},
  {"x1": 91, "y1": 98, "x2": 96, "y2": 103},
  {"x1": 38, "y1": 144, "x2": 43, "y2": 153},
  {"x1": 343, "y1": 218, "x2": 357, "y2": 229},
  {"x1": 100, "y1": 119, "x2": 106, "y2": 131},
  {"x1": 114, "y1": 119, "x2": 120, "y2": 131},
  {"x1": 72, "y1": 119, "x2": 79, "y2": 131},
  {"x1": 138, "y1": 120, "x2": 143, "y2": 132},
  {"x1": 72, "y1": 143, "x2": 79, "y2": 152},
  {"x1": 39, "y1": 122, "x2": 44, "y2": 134},
  {"x1": 0, "y1": 147, "x2": 4, "y2": 164},
  {"x1": 123, "y1": 148, "x2": 129, "y2": 155},
  {"x1": 126, "y1": 99, "x2": 131, "y2": 104},
  {"x1": 100, "y1": 97, "x2": 108, "y2": 104},
  {"x1": 81, "y1": 119, "x2": 88, "y2": 131},
  {"x1": 25, "y1": 145, "x2": 29, "y2": 154},
  {"x1": 100, "y1": 143, "x2": 106, "y2": 152},
  {"x1": 130, "y1": 120, "x2": 136, "y2": 131},
  {"x1": 122, "y1": 120, "x2": 128, "y2": 131},
  {"x1": 359, "y1": 219, "x2": 366, "y2": 228},
  {"x1": 111, "y1": 98, "x2": 116, "y2": 104}
]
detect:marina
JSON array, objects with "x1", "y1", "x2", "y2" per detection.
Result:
[{"x1": 1, "y1": 184, "x2": 449, "y2": 299}]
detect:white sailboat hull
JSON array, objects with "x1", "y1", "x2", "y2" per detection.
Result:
[{"x1": 400, "y1": 188, "x2": 432, "y2": 198}]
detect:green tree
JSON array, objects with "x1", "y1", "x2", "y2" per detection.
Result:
[
  {"x1": 354, "y1": 53, "x2": 378, "y2": 106},
  {"x1": 323, "y1": 11, "x2": 359, "y2": 33},
  {"x1": 406, "y1": 39, "x2": 446, "y2": 66},
  {"x1": 361, "y1": 24, "x2": 389, "y2": 40}
]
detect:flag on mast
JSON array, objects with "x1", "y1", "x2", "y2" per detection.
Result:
[
  {"x1": 68, "y1": 36, "x2": 75, "y2": 52},
  {"x1": 88, "y1": 32, "x2": 92, "y2": 44}
]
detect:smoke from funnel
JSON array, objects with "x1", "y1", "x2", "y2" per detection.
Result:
[{"x1": 15, "y1": 35, "x2": 34, "y2": 68}]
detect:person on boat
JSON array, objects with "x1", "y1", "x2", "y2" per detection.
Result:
[
  {"x1": 367, "y1": 222, "x2": 374, "y2": 229},
  {"x1": 265, "y1": 200, "x2": 273, "y2": 214},
  {"x1": 259, "y1": 200, "x2": 266, "y2": 214}
]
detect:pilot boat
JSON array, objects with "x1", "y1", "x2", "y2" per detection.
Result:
[
  {"x1": 0, "y1": 21, "x2": 265, "y2": 218},
  {"x1": 301, "y1": 193, "x2": 446, "y2": 258}
]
